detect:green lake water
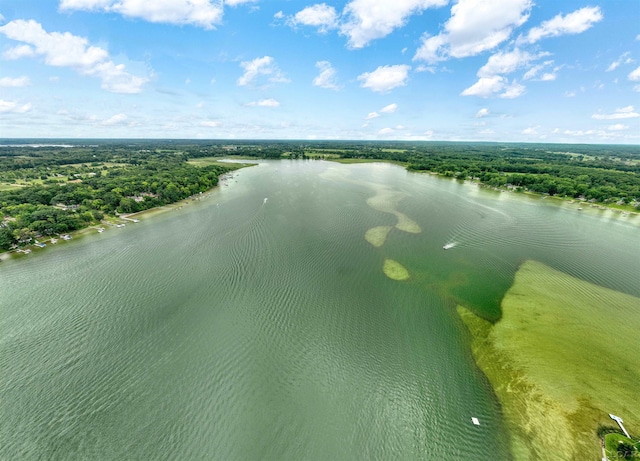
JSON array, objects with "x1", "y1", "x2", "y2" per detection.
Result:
[{"x1": 1, "y1": 160, "x2": 639, "y2": 460}]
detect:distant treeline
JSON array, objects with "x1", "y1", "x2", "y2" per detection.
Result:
[
  {"x1": 181, "y1": 140, "x2": 640, "y2": 204},
  {"x1": 1, "y1": 140, "x2": 638, "y2": 251}
]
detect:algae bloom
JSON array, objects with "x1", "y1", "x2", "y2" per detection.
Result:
[
  {"x1": 459, "y1": 260, "x2": 640, "y2": 461},
  {"x1": 383, "y1": 259, "x2": 409, "y2": 281},
  {"x1": 365, "y1": 226, "x2": 393, "y2": 247}
]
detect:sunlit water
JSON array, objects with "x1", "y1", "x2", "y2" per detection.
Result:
[{"x1": 2, "y1": 160, "x2": 639, "y2": 460}]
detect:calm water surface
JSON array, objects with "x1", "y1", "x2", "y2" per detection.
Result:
[{"x1": 2, "y1": 160, "x2": 639, "y2": 460}]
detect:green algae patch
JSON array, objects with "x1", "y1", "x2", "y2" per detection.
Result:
[
  {"x1": 365, "y1": 187, "x2": 422, "y2": 234},
  {"x1": 458, "y1": 260, "x2": 640, "y2": 461},
  {"x1": 394, "y1": 212, "x2": 421, "y2": 233},
  {"x1": 365, "y1": 226, "x2": 393, "y2": 247},
  {"x1": 383, "y1": 259, "x2": 409, "y2": 281}
]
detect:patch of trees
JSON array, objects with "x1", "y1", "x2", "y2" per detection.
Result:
[{"x1": 1, "y1": 144, "x2": 233, "y2": 250}]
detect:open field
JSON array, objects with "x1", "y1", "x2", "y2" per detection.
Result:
[
  {"x1": 302, "y1": 151, "x2": 341, "y2": 159},
  {"x1": 187, "y1": 157, "x2": 255, "y2": 168},
  {"x1": 331, "y1": 158, "x2": 408, "y2": 166},
  {"x1": 458, "y1": 260, "x2": 640, "y2": 461},
  {"x1": 0, "y1": 183, "x2": 25, "y2": 191}
]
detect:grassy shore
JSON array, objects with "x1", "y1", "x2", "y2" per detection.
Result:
[{"x1": 458, "y1": 260, "x2": 640, "y2": 461}]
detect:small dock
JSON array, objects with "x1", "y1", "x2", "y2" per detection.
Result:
[{"x1": 609, "y1": 414, "x2": 630, "y2": 438}]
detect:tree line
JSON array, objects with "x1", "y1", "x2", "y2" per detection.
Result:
[
  {"x1": 1, "y1": 144, "x2": 232, "y2": 250},
  {"x1": 2, "y1": 140, "x2": 638, "y2": 251}
]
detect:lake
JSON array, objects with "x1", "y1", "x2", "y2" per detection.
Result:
[{"x1": 1, "y1": 160, "x2": 639, "y2": 460}]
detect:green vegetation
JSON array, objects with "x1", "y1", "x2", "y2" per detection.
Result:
[
  {"x1": 2, "y1": 139, "x2": 638, "y2": 252},
  {"x1": 458, "y1": 260, "x2": 640, "y2": 461},
  {"x1": 284, "y1": 142, "x2": 638, "y2": 207},
  {"x1": 0, "y1": 142, "x2": 241, "y2": 251},
  {"x1": 365, "y1": 226, "x2": 392, "y2": 247},
  {"x1": 383, "y1": 258, "x2": 410, "y2": 280},
  {"x1": 365, "y1": 186, "x2": 422, "y2": 234},
  {"x1": 329, "y1": 142, "x2": 640, "y2": 208},
  {"x1": 187, "y1": 156, "x2": 255, "y2": 168},
  {"x1": 606, "y1": 433, "x2": 640, "y2": 460}
]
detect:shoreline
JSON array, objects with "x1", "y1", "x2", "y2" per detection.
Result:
[
  {"x1": 2, "y1": 158, "x2": 636, "y2": 263},
  {"x1": 330, "y1": 158, "x2": 639, "y2": 216},
  {"x1": 0, "y1": 165, "x2": 251, "y2": 262}
]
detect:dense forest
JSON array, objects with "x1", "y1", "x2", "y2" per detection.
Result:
[{"x1": 1, "y1": 140, "x2": 638, "y2": 252}]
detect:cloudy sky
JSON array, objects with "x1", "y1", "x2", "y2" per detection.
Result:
[{"x1": 0, "y1": 0, "x2": 638, "y2": 143}]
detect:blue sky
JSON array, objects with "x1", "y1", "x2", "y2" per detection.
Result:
[{"x1": 0, "y1": 0, "x2": 638, "y2": 143}]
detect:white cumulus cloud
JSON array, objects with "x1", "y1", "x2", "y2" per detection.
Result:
[
  {"x1": 101, "y1": 113, "x2": 128, "y2": 126},
  {"x1": 290, "y1": 4, "x2": 338, "y2": 33},
  {"x1": 415, "y1": 0, "x2": 532, "y2": 62},
  {"x1": 0, "y1": 19, "x2": 148, "y2": 93},
  {"x1": 477, "y1": 48, "x2": 540, "y2": 77},
  {"x1": 592, "y1": 106, "x2": 639, "y2": 120},
  {"x1": 201, "y1": 120, "x2": 222, "y2": 127},
  {"x1": 500, "y1": 81, "x2": 525, "y2": 98},
  {"x1": 237, "y1": 56, "x2": 289, "y2": 86},
  {"x1": 380, "y1": 103, "x2": 398, "y2": 113},
  {"x1": 607, "y1": 124, "x2": 628, "y2": 131},
  {"x1": 357, "y1": 65, "x2": 410, "y2": 93},
  {"x1": 225, "y1": 0, "x2": 257, "y2": 6},
  {"x1": 377, "y1": 127, "x2": 394, "y2": 135},
  {"x1": 0, "y1": 76, "x2": 30, "y2": 87},
  {"x1": 0, "y1": 99, "x2": 32, "y2": 114},
  {"x1": 606, "y1": 52, "x2": 632, "y2": 72},
  {"x1": 462, "y1": 76, "x2": 525, "y2": 98},
  {"x1": 341, "y1": 0, "x2": 447, "y2": 49},
  {"x1": 59, "y1": 0, "x2": 223, "y2": 29},
  {"x1": 628, "y1": 66, "x2": 640, "y2": 81},
  {"x1": 461, "y1": 76, "x2": 505, "y2": 97},
  {"x1": 3, "y1": 44, "x2": 36, "y2": 60},
  {"x1": 365, "y1": 103, "x2": 398, "y2": 120},
  {"x1": 475, "y1": 108, "x2": 489, "y2": 118},
  {"x1": 521, "y1": 6, "x2": 603, "y2": 44},
  {"x1": 246, "y1": 98, "x2": 280, "y2": 107},
  {"x1": 312, "y1": 61, "x2": 340, "y2": 89}
]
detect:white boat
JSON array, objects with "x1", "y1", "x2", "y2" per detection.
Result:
[
  {"x1": 443, "y1": 243, "x2": 456, "y2": 250},
  {"x1": 472, "y1": 417, "x2": 480, "y2": 426}
]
